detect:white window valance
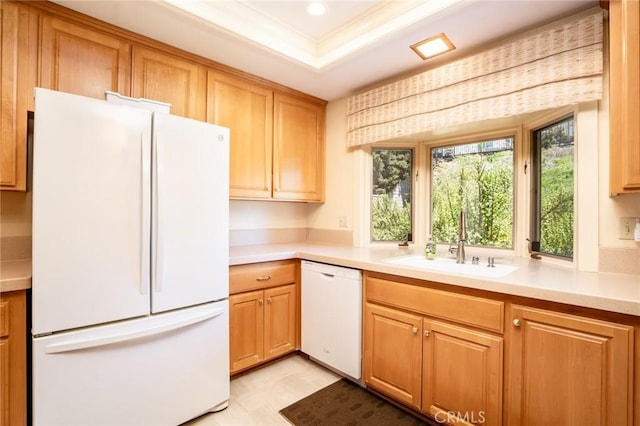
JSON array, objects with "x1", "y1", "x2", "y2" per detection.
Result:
[{"x1": 346, "y1": 7, "x2": 604, "y2": 147}]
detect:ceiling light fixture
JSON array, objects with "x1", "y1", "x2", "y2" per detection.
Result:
[
  {"x1": 410, "y1": 33, "x2": 455, "y2": 60},
  {"x1": 306, "y1": 1, "x2": 326, "y2": 16}
]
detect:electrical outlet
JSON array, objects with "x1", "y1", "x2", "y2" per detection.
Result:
[
  {"x1": 619, "y1": 217, "x2": 637, "y2": 240},
  {"x1": 338, "y1": 216, "x2": 348, "y2": 228}
]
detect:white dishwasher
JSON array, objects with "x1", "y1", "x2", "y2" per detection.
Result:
[{"x1": 301, "y1": 260, "x2": 362, "y2": 380}]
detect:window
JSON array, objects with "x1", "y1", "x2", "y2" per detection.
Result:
[
  {"x1": 531, "y1": 116, "x2": 574, "y2": 259},
  {"x1": 431, "y1": 137, "x2": 514, "y2": 248},
  {"x1": 371, "y1": 148, "x2": 413, "y2": 242}
]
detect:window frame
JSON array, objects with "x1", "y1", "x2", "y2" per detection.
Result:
[
  {"x1": 529, "y1": 113, "x2": 575, "y2": 260},
  {"x1": 358, "y1": 104, "x2": 590, "y2": 268}
]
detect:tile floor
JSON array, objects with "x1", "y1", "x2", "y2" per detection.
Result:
[{"x1": 185, "y1": 355, "x2": 341, "y2": 425}]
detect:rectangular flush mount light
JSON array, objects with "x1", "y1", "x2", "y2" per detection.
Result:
[{"x1": 410, "y1": 33, "x2": 455, "y2": 60}]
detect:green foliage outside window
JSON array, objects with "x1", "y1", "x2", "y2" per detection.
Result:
[
  {"x1": 535, "y1": 118, "x2": 574, "y2": 258},
  {"x1": 371, "y1": 149, "x2": 412, "y2": 241},
  {"x1": 431, "y1": 140, "x2": 514, "y2": 248}
]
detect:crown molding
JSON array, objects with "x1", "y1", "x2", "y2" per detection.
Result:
[{"x1": 161, "y1": 0, "x2": 464, "y2": 70}]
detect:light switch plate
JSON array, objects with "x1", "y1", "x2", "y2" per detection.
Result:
[{"x1": 619, "y1": 217, "x2": 637, "y2": 240}]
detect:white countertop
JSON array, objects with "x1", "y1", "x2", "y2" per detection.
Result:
[
  {"x1": 0, "y1": 260, "x2": 32, "y2": 293},
  {"x1": 230, "y1": 243, "x2": 640, "y2": 316},
  {"x1": 5, "y1": 244, "x2": 639, "y2": 315}
]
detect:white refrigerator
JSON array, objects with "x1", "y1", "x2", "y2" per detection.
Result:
[{"x1": 31, "y1": 88, "x2": 230, "y2": 426}]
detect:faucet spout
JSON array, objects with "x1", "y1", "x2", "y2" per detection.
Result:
[{"x1": 456, "y1": 211, "x2": 467, "y2": 264}]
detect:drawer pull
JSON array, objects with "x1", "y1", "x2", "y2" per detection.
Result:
[
  {"x1": 256, "y1": 276, "x2": 272, "y2": 281},
  {"x1": 412, "y1": 327, "x2": 418, "y2": 334},
  {"x1": 424, "y1": 330, "x2": 430, "y2": 337},
  {"x1": 513, "y1": 318, "x2": 521, "y2": 327}
]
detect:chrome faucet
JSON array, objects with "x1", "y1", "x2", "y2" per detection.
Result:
[{"x1": 456, "y1": 210, "x2": 467, "y2": 264}]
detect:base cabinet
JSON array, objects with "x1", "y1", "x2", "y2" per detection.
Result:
[
  {"x1": 229, "y1": 284, "x2": 297, "y2": 374},
  {"x1": 229, "y1": 260, "x2": 298, "y2": 374},
  {"x1": 363, "y1": 274, "x2": 504, "y2": 425},
  {"x1": 506, "y1": 305, "x2": 634, "y2": 426},
  {"x1": 0, "y1": 291, "x2": 27, "y2": 426},
  {"x1": 363, "y1": 302, "x2": 422, "y2": 409},
  {"x1": 422, "y1": 320, "x2": 502, "y2": 426}
]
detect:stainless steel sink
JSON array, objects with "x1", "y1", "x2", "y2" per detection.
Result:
[{"x1": 383, "y1": 255, "x2": 518, "y2": 278}]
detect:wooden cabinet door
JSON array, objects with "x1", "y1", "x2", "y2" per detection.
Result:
[
  {"x1": 207, "y1": 71, "x2": 273, "y2": 199},
  {"x1": 0, "y1": 291, "x2": 27, "y2": 426},
  {"x1": 1, "y1": 2, "x2": 34, "y2": 191},
  {"x1": 229, "y1": 290, "x2": 265, "y2": 373},
  {"x1": 422, "y1": 319, "x2": 503, "y2": 426},
  {"x1": 609, "y1": 0, "x2": 640, "y2": 194},
  {"x1": 273, "y1": 93, "x2": 325, "y2": 202},
  {"x1": 132, "y1": 46, "x2": 205, "y2": 120},
  {"x1": 363, "y1": 302, "x2": 422, "y2": 409},
  {"x1": 507, "y1": 305, "x2": 633, "y2": 426},
  {"x1": 264, "y1": 284, "x2": 297, "y2": 359},
  {"x1": 39, "y1": 15, "x2": 130, "y2": 100}
]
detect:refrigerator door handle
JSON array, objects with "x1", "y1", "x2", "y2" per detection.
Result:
[
  {"x1": 140, "y1": 132, "x2": 151, "y2": 296},
  {"x1": 44, "y1": 307, "x2": 225, "y2": 354},
  {"x1": 153, "y1": 132, "x2": 164, "y2": 293}
]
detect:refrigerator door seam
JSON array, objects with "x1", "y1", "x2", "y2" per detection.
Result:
[
  {"x1": 153, "y1": 130, "x2": 164, "y2": 294},
  {"x1": 140, "y1": 131, "x2": 151, "y2": 296},
  {"x1": 43, "y1": 307, "x2": 224, "y2": 354},
  {"x1": 152, "y1": 130, "x2": 164, "y2": 293}
]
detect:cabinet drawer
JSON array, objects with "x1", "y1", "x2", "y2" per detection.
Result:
[
  {"x1": 230, "y1": 260, "x2": 296, "y2": 294},
  {"x1": 366, "y1": 276, "x2": 504, "y2": 333},
  {"x1": 0, "y1": 301, "x2": 8, "y2": 337}
]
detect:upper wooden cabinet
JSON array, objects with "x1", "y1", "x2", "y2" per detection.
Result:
[
  {"x1": 207, "y1": 73, "x2": 326, "y2": 202},
  {"x1": 1, "y1": 1, "x2": 34, "y2": 191},
  {"x1": 39, "y1": 15, "x2": 131, "y2": 99},
  {"x1": 609, "y1": 0, "x2": 640, "y2": 194},
  {"x1": 207, "y1": 71, "x2": 273, "y2": 199},
  {"x1": 132, "y1": 46, "x2": 206, "y2": 120},
  {"x1": 1, "y1": 1, "x2": 325, "y2": 196},
  {"x1": 273, "y1": 93, "x2": 325, "y2": 202},
  {"x1": 506, "y1": 305, "x2": 633, "y2": 426}
]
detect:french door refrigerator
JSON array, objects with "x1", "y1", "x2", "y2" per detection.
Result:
[{"x1": 31, "y1": 88, "x2": 230, "y2": 426}]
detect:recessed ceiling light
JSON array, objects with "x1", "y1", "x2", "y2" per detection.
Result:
[
  {"x1": 306, "y1": 1, "x2": 326, "y2": 16},
  {"x1": 410, "y1": 33, "x2": 455, "y2": 60}
]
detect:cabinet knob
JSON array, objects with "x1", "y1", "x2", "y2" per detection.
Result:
[
  {"x1": 412, "y1": 327, "x2": 418, "y2": 334},
  {"x1": 258, "y1": 299, "x2": 263, "y2": 305},
  {"x1": 424, "y1": 330, "x2": 430, "y2": 337},
  {"x1": 267, "y1": 297, "x2": 272, "y2": 304},
  {"x1": 256, "y1": 276, "x2": 271, "y2": 281},
  {"x1": 513, "y1": 318, "x2": 521, "y2": 327}
]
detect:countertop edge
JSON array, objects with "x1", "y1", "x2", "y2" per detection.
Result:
[
  {"x1": 0, "y1": 260, "x2": 32, "y2": 293},
  {"x1": 230, "y1": 244, "x2": 640, "y2": 317}
]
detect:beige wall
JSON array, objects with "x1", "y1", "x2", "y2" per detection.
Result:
[
  {"x1": 306, "y1": 98, "x2": 355, "y2": 232},
  {"x1": 0, "y1": 192, "x2": 31, "y2": 237}
]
